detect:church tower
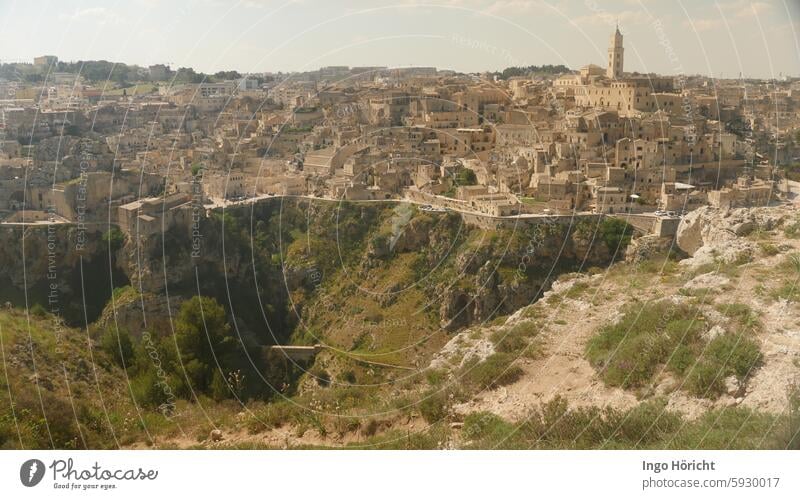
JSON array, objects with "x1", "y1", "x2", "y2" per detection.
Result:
[{"x1": 607, "y1": 25, "x2": 624, "y2": 79}]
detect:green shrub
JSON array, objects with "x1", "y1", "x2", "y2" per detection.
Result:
[
  {"x1": 455, "y1": 168, "x2": 477, "y2": 186},
  {"x1": 716, "y1": 302, "x2": 760, "y2": 330},
  {"x1": 175, "y1": 296, "x2": 234, "y2": 392},
  {"x1": 425, "y1": 369, "x2": 446, "y2": 386},
  {"x1": 246, "y1": 401, "x2": 301, "y2": 433},
  {"x1": 599, "y1": 217, "x2": 633, "y2": 252},
  {"x1": 775, "y1": 384, "x2": 800, "y2": 449},
  {"x1": 706, "y1": 333, "x2": 762, "y2": 379},
  {"x1": 130, "y1": 369, "x2": 172, "y2": 409},
  {"x1": 685, "y1": 361, "x2": 726, "y2": 397},
  {"x1": 99, "y1": 328, "x2": 134, "y2": 368},
  {"x1": 210, "y1": 371, "x2": 231, "y2": 401},
  {"x1": 759, "y1": 242, "x2": 780, "y2": 256},
  {"x1": 490, "y1": 329, "x2": 528, "y2": 353},
  {"x1": 586, "y1": 301, "x2": 705, "y2": 389},
  {"x1": 309, "y1": 366, "x2": 331, "y2": 387},
  {"x1": 684, "y1": 333, "x2": 762, "y2": 398},
  {"x1": 784, "y1": 220, "x2": 800, "y2": 239},
  {"x1": 462, "y1": 411, "x2": 515, "y2": 446},
  {"x1": 102, "y1": 227, "x2": 125, "y2": 251},
  {"x1": 464, "y1": 353, "x2": 523, "y2": 390},
  {"x1": 29, "y1": 303, "x2": 47, "y2": 318},
  {"x1": 667, "y1": 344, "x2": 695, "y2": 375},
  {"x1": 419, "y1": 390, "x2": 449, "y2": 423},
  {"x1": 340, "y1": 369, "x2": 357, "y2": 384}
]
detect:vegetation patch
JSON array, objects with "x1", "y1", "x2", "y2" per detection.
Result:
[
  {"x1": 587, "y1": 301, "x2": 706, "y2": 389},
  {"x1": 587, "y1": 300, "x2": 762, "y2": 398},
  {"x1": 462, "y1": 353, "x2": 524, "y2": 391},
  {"x1": 685, "y1": 333, "x2": 763, "y2": 398},
  {"x1": 458, "y1": 396, "x2": 797, "y2": 449},
  {"x1": 490, "y1": 321, "x2": 542, "y2": 358}
]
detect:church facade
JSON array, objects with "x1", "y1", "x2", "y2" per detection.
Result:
[{"x1": 554, "y1": 26, "x2": 679, "y2": 117}]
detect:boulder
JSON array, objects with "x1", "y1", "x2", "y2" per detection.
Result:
[
  {"x1": 703, "y1": 325, "x2": 726, "y2": 342},
  {"x1": 724, "y1": 375, "x2": 743, "y2": 397}
]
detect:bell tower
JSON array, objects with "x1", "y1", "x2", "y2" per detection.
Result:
[{"x1": 607, "y1": 25, "x2": 624, "y2": 79}]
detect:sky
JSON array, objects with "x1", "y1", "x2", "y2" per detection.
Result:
[{"x1": 0, "y1": 0, "x2": 799, "y2": 78}]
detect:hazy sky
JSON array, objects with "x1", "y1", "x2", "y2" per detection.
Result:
[{"x1": 1, "y1": 0, "x2": 798, "y2": 78}]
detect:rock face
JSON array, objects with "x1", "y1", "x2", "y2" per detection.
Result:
[
  {"x1": 436, "y1": 219, "x2": 628, "y2": 330},
  {"x1": 391, "y1": 217, "x2": 430, "y2": 252},
  {"x1": 94, "y1": 291, "x2": 182, "y2": 339},
  {"x1": 625, "y1": 234, "x2": 676, "y2": 263},
  {"x1": 1, "y1": 199, "x2": 635, "y2": 344},
  {"x1": 676, "y1": 206, "x2": 788, "y2": 265},
  {"x1": 0, "y1": 226, "x2": 128, "y2": 325}
]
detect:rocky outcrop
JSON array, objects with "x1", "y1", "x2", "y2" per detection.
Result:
[
  {"x1": 436, "y1": 221, "x2": 628, "y2": 330},
  {"x1": 625, "y1": 234, "x2": 677, "y2": 263},
  {"x1": 390, "y1": 217, "x2": 430, "y2": 252},
  {"x1": 95, "y1": 289, "x2": 182, "y2": 338},
  {"x1": 677, "y1": 206, "x2": 788, "y2": 266},
  {"x1": 0, "y1": 225, "x2": 127, "y2": 325}
]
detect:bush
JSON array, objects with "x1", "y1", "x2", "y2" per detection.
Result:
[
  {"x1": 419, "y1": 390, "x2": 449, "y2": 424},
  {"x1": 686, "y1": 333, "x2": 762, "y2": 398},
  {"x1": 425, "y1": 369, "x2": 446, "y2": 386},
  {"x1": 464, "y1": 353, "x2": 523, "y2": 390},
  {"x1": 599, "y1": 218, "x2": 633, "y2": 253},
  {"x1": 706, "y1": 333, "x2": 762, "y2": 379},
  {"x1": 685, "y1": 362, "x2": 725, "y2": 397},
  {"x1": 490, "y1": 321, "x2": 539, "y2": 354},
  {"x1": 102, "y1": 227, "x2": 125, "y2": 251},
  {"x1": 586, "y1": 301, "x2": 705, "y2": 389},
  {"x1": 716, "y1": 302, "x2": 760, "y2": 331},
  {"x1": 775, "y1": 384, "x2": 800, "y2": 449},
  {"x1": 210, "y1": 371, "x2": 230, "y2": 401},
  {"x1": 309, "y1": 366, "x2": 331, "y2": 387},
  {"x1": 29, "y1": 303, "x2": 47, "y2": 318},
  {"x1": 457, "y1": 396, "x2": 787, "y2": 449},
  {"x1": 130, "y1": 369, "x2": 172, "y2": 409},
  {"x1": 99, "y1": 328, "x2": 134, "y2": 368},
  {"x1": 340, "y1": 370, "x2": 357, "y2": 384},
  {"x1": 455, "y1": 168, "x2": 477, "y2": 186},
  {"x1": 175, "y1": 296, "x2": 234, "y2": 392},
  {"x1": 490, "y1": 330, "x2": 527, "y2": 353},
  {"x1": 666, "y1": 344, "x2": 695, "y2": 375},
  {"x1": 759, "y1": 242, "x2": 780, "y2": 256},
  {"x1": 784, "y1": 220, "x2": 800, "y2": 239},
  {"x1": 246, "y1": 401, "x2": 301, "y2": 433},
  {"x1": 462, "y1": 412, "x2": 515, "y2": 445}
]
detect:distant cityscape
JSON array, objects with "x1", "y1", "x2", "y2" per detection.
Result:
[{"x1": 1, "y1": 27, "x2": 798, "y2": 238}]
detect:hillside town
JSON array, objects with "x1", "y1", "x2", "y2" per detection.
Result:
[
  {"x1": 4, "y1": 0, "x2": 800, "y2": 467},
  {"x1": 1, "y1": 27, "x2": 798, "y2": 237}
]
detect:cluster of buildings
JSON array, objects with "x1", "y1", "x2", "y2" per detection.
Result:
[{"x1": 1, "y1": 27, "x2": 798, "y2": 237}]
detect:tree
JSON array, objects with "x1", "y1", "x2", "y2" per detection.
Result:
[
  {"x1": 598, "y1": 218, "x2": 632, "y2": 254},
  {"x1": 495, "y1": 64, "x2": 571, "y2": 80},
  {"x1": 455, "y1": 168, "x2": 477, "y2": 186},
  {"x1": 175, "y1": 296, "x2": 233, "y2": 391},
  {"x1": 102, "y1": 227, "x2": 125, "y2": 251},
  {"x1": 210, "y1": 371, "x2": 229, "y2": 401},
  {"x1": 213, "y1": 70, "x2": 241, "y2": 81},
  {"x1": 100, "y1": 328, "x2": 134, "y2": 368},
  {"x1": 174, "y1": 67, "x2": 204, "y2": 84}
]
